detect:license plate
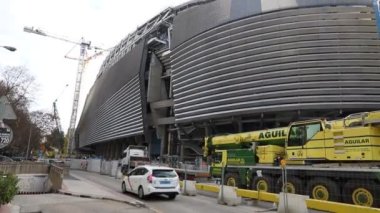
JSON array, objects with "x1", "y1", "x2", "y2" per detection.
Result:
[{"x1": 160, "y1": 180, "x2": 170, "y2": 184}]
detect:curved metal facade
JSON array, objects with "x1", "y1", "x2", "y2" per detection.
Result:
[
  {"x1": 171, "y1": 0, "x2": 380, "y2": 123},
  {"x1": 77, "y1": 0, "x2": 380, "y2": 153},
  {"x1": 77, "y1": 41, "x2": 146, "y2": 148}
]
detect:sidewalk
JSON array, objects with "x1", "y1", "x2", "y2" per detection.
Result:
[
  {"x1": 59, "y1": 172, "x2": 144, "y2": 207},
  {"x1": 11, "y1": 172, "x2": 153, "y2": 213}
]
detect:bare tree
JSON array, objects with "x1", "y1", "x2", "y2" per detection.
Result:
[
  {"x1": 46, "y1": 129, "x2": 64, "y2": 151},
  {"x1": 0, "y1": 66, "x2": 40, "y2": 157},
  {"x1": 30, "y1": 110, "x2": 64, "y2": 153},
  {"x1": 0, "y1": 66, "x2": 38, "y2": 110},
  {"x1": 30, "y1": 111, "x2": 56, "y2": 136}
]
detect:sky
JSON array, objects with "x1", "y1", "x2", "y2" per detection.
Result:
[{"x1": 0, "y1": 0, "x2": 189, "y2": 133}]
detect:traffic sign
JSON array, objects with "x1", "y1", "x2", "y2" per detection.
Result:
[
  {"x1": 0, "y1": 124, "x2": 13, "y2": 149},
  {"x1": 0, "y1": 96, "x2": 16, "y2": 120}
]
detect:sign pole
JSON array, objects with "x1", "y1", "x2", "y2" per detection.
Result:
[{"x1": 26, "y1": 127, "x2": 32, "y2": 159}]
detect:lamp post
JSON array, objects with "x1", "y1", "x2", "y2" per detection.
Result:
[{"x1": 0, "y1": 46, "x2": 16, "y2": 52}]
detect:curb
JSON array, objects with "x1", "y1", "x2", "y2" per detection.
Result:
[
  {"x1": 58, "y1": 190, "x2": 146, "y2": 208},
  {"x1": 61, "y1": 171, "x2": 160, "y2": 212},
  {"x1": 0, "y1": 204, "x2": 20, "y2": 213}
]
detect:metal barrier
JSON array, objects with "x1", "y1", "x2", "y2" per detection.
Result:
[
  {"x1": 195, "y1": 183, "x2": 219, "y2": 193},
  {"x1": 193, "y1": 183, "x2": 380, "y2": 213},
  {"x1": 306, "y1": 199, "x2": 380, "y2": 213},
  {"x1": 236, "y1": 188, "x2": 278, "y2": 203}
]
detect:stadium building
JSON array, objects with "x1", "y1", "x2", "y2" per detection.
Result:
[{"x1": 76, "y1": 0, "x2": 380, "y2": 162}]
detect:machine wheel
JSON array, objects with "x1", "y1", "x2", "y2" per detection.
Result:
[
  {"x1": 307, "y1": 178, "x2": 340, "y2": 202},
  {"x1": 252, "y1": 175, "x2": 275, "y2": 192},
  {"x1": 121, "y1": 182, "x2": 127, "y2": 193},
  {"x1": 276, "y1": 176, "x2": 304, "y2": 194},
  {"x1": 138, "y1": 186, "x2": 145, "y2": 199},
  {"x1": 343, "y1": 180, "x2": 380, "y2": 207},
  {"x1": 224, "y1": 173, "x2": 241, "y2": 187}
]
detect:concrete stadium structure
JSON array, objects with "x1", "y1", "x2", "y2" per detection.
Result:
[{"x1": 76, "y1": 0, "x2": 380, "y2": 162}]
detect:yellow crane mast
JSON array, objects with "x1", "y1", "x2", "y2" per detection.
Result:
[{"x1": 23, "y1": 26, "x2": 108, "y2": 154}]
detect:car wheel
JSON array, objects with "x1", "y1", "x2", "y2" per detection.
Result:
[
  {"x1": 138, "y1": 186, "x2": 145, "y2": 199},
  {"x1": 121, "y1": 182, "x2": 127, "y2": 193},
  {"x1": 168, "y1": 194, "x2": 177, "y2": 200}
]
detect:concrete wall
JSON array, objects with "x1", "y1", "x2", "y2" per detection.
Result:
[
  {"x1": 0, "y1": 162, "x2": 48, "y2": 174},
  {"x1": 99, "y1": 160, "x2": 122, "y2": 178},
  {"x1": 17, "y1": 174, "x2": 51, "y2": 193},
  {"x1": 0, "y1": 162, "x2": 65, "y2": 193},
  {"x1": 111, "y1": 160, "x2": 119, "y2": 177},
  {"x1": 69, "y1": 159, "x2": 88, "y2": 170},
  {"x1": 100, "y1": 160, "x2": 112, "y2": 175},
  {"x1": 87, "y1": 159, "x2": 101, "y2": 173}
]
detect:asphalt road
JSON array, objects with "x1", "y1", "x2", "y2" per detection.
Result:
[
  {"x1": 13, "y1": 194, "x2": 150, "y2": 213},
  {"x1": 70, "y1": 170, "x2": 272, "y2": 213}
]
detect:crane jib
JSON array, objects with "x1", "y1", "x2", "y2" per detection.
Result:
[{"x1": 207, "y1": 128, "x2": 288, "y2": 149}]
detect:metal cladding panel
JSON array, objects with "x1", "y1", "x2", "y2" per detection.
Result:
[
  {"x1": 86, "y1": 75, "x2": 143, "y2": 145},
  {"x1": 171, "y1": 1, "x2": 380, "y2": 123},
  {"x1": 78, "y1": 42, "x2": 145, "y2": 148},
  {"x1": 171, "y1": 0, "x2": 371, "y2": 49},
  {"x1": 172, "y1": 0, "x2": 232, "y2": 49}
]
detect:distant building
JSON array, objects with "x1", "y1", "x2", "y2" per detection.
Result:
[{"x1": 76, "y1": 0, "x2": 380, "y2": 161}]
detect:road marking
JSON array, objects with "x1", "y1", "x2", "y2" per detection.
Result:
[{"x1": 148, "y1": 207, "x2": 163, "y2": 213}]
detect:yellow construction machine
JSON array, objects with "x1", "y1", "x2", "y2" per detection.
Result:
[{"x1": 204, "y1": 110, "x2": 380, "y2": 207}]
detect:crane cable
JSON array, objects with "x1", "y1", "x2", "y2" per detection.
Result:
[{"x1": 54, "y1": 84, "x2": 69, "y2": 103}]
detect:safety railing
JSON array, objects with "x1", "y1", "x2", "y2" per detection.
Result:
[{"x1": 190, "y1": 183, "x2": 380, "y2": 213}]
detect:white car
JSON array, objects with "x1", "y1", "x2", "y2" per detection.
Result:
[{"x1": 121, "y1": 165, "x2": 180, "y2": 200}]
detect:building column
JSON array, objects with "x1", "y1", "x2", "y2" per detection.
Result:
[
  {"x1": 106, "y1": 143, "x2": 112, "y2": 160},
  {"x1": 160, "y1": 127, "x2": 167, "y2": 163}
]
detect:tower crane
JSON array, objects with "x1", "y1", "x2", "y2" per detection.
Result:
[
  {"x1": 24, "y1": 26, "x2": 108, "y2": 154},
  {"x1": 52, "y1": 101, "x2": 62, "y2": 133},
  {"x1": 52, "y1": 84, "x2": 68, "y2": 134}
]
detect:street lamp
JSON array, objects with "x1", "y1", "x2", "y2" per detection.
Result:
[{"x1": 1, "y1": 46, "x2": 16, "y2": 52}]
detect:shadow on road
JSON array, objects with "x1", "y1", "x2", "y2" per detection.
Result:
[{"x1": 122, "y1": 191, "x2": 179, "y2": 202}]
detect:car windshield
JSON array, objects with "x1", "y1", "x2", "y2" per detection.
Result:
[{"x1": 152, "y1": 169, "x2": 177, "y2": 178}]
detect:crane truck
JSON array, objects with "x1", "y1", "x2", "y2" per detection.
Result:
[
  {"x1": 120, "y1": 145, "x2": 150, "y2": 175},
  {"x1": 204, "y1": 111, "x2": 380, "y2": 207}
]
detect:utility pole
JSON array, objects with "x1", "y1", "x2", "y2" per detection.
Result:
[{"x1": 26, "y1": 127, "x2": 32, "y2": 159}]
